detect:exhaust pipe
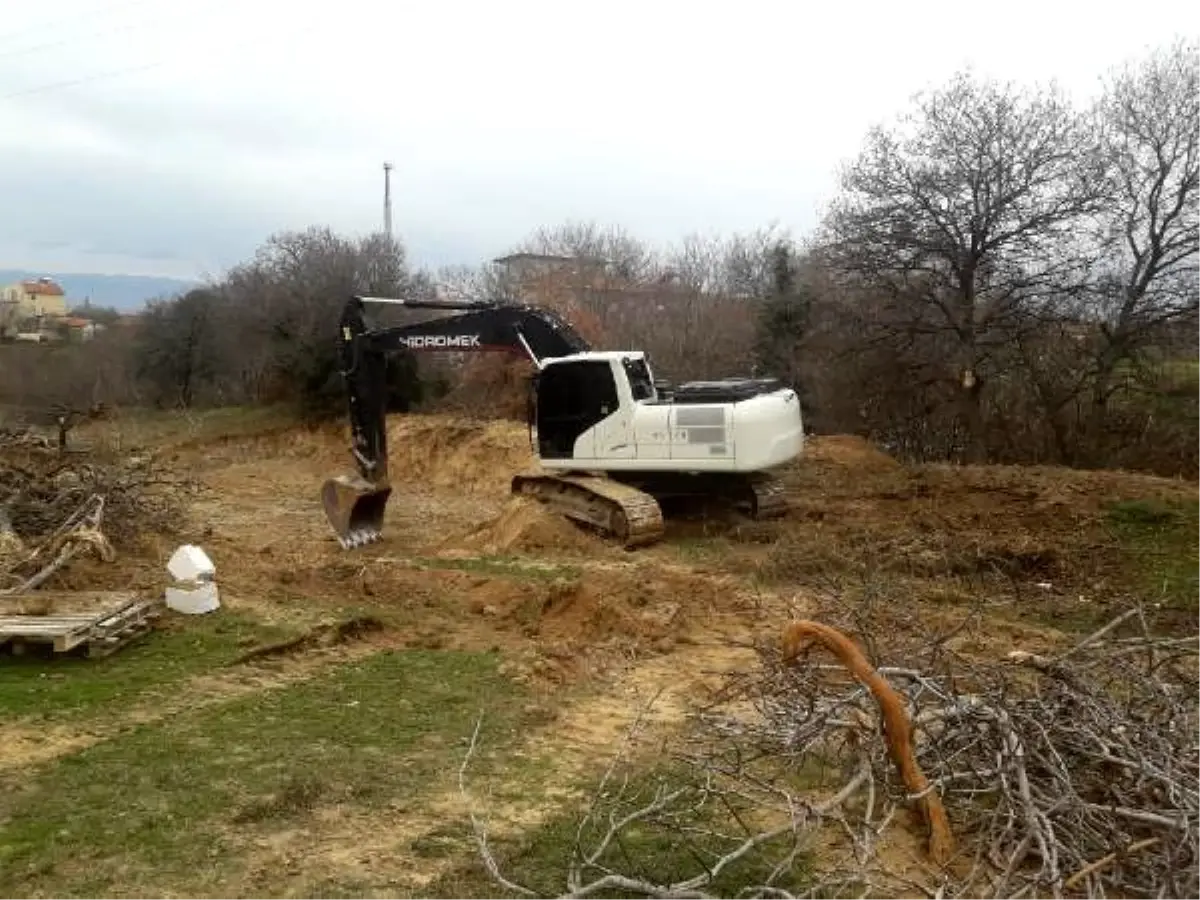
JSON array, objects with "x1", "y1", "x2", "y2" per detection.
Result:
[{"x1": 321, "y1": 474, "x2": 392, "y2": 548}]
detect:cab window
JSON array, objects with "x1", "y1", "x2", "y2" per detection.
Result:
[{"x1": 623, "y1": 358, "x2": 655, "y2": 401}]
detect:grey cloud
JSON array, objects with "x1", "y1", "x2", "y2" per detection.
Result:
[
  {"x1": 0, "y1": 146, "x2": 294, "y2": 272},
  {"x1": 25, "y1": 83, "x2": 371, "y2": 160},
  {"x1": 0, "y1": 0, "x2": 1190, "y2": 281}
]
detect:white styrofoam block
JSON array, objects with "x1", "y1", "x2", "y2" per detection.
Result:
[
  {"x1": 167, "y1": 544, "x2": 215, "y2": 582},
  {"x1": 166, "y1": 582, "x2": 220, "y2": 615}
]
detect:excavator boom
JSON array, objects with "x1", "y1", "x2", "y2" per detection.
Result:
[{"x1": 322, "y1": 294, "x2": 589, "y2": 546}]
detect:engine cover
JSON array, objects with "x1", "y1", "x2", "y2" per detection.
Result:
[{"x1": 669, "y1": 377, "x2": 785, "y2": 404}]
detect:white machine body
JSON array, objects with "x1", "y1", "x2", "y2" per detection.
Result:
[{"x1": 533, "y1": 351, "x2": 805, "y2": 473}]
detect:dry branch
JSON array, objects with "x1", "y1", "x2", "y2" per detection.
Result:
[
  {"x1": 0, "y1": 425, "x2": 196, "y2": 592},
  {"x1": 758, "y1": 609, "x2": 1197, "y2": 898},
  {"x1": 781, "y1": 618, "x2": 955, "y2": 865},
  {"x1": 463, "y1": 605, "x2": 1198, "y2": 899}
]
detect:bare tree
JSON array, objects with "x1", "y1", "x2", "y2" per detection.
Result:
[
  {"x1": 1084, "y1": 39, "x2": 1199, "y2": 458},
  {"x1": 235, "y1": 228, "x2": 423, "y2": 411},
  {"x1": 433, "y1": 263, "x2": 521, "y2": 305},
  {"x1": 515, "y1": 220, "x2": 658, "y2": 283},
  {"x1": 629, "y1": 228, "x2": 788, "y2": 381},
  {"x1": 134, "y1": 288, "x2": 221, "y2": 408},
  {"x1": 503, "y1": 221, "x2": 654, "y2": 339},
  {"x1": 825, "y1": 71, "x2": 1106, "y2": 462},
  {"x1": 129, "y1": 227, "x2": 426, "y2": 414}
]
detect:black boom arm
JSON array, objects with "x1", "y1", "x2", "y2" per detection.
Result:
[{"x1": 335, "y1": 295, "x2": 591, "y2": 483}]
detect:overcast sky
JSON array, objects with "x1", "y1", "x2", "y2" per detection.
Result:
[{"x1": 0, "y1": 0, "x2": 1190, "y2": 280}]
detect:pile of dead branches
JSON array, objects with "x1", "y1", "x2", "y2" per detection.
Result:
[
  {"x1": 1, "y1": 426, "x2": 196, "y2": 592},
  {"x1": 462, "y1": 607, "x2": 1198, "y2": 899},
  {"x1": 730, "y1": 609, "x2": 1197, "y2": 897}
]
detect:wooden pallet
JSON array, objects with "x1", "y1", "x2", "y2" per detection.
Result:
[{"x1": 0, "y1": 591, "x2": 161, "y2": 658}]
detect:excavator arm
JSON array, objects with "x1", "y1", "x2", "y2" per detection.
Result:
[{"x1": 323, "y1": 294, "x2": 590, "y2": 546}]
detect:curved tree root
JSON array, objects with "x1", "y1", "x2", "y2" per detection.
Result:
[{"x1": 781, "y1": 619, "x2": 956, "y2": 866}]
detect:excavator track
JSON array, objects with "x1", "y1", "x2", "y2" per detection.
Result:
[
  {"x1": 745, "y1": 472, "x2": 790, "y2": 519},
  {"x1": 511, "y1": 471, "x2": 665, "y2": 549}
]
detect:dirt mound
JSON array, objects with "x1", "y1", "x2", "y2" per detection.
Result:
[
  {"x1": 440, "y1": 497, "x2": 606, "y2": 556},
  {"x1": 539, "y1": 580, "x2": 668, "y2": 645},
  {"x1": 466, "y1": 575, "x2": 685, "y2": 653},
  {"x1": 804, "y1": 435, "x2": 902, "y2": 473},
  {"x1": 434, "y1": 356, "x2": 535, "y2": 421},
  {"x1": 384, "y1": 415, "x2": 534, "y2": 495}
]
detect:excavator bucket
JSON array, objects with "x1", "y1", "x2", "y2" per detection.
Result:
[{"x1": 321, "y1": 474, "x2": 392, "y2": 548}]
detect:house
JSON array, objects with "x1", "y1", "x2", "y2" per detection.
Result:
[
  {"x1": 62, "y1": 317, "x2": 98, "y2": 341},
  {"x1": 1, "y1": 277, "x2": 68, "y2": 318}
]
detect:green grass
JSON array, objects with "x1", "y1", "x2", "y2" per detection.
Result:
[
  {"x1": 671, "y1": 534, "x2": 734, "y2": 563},
  {"x1": 0, "y1": 648, "x2": 533, "y2": 898},
  {"x1": 1110, "y1": 356, "x2": 1199, "y2": 382},
  {"x1": 1158, "y1": 358, "x2": 1200, "y2": 393},
  {"x1": 0, "y1": 612, "x2": 293, "y2": 723},
  {"x1": 1106, "y1": 498, "x2": 1199, "y2": 612},
  {"x1": 427, "y1": 764, "x2": 816, "y2": 899}
]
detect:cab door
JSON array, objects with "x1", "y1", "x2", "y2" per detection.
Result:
[
  {"x1": 590, "y1": 361, "x2": 634, "y2": 459},
  {"x1": 537, "y1": 360, "x2": 626, "y2": 461}
]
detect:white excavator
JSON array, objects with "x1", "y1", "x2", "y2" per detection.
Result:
[{"x1": 321, "y1": 295, "x2": 805, "y2": 549}]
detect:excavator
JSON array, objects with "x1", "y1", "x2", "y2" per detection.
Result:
[{"x1": 321, "y1": 294, "x2": 805, "y2": 550}]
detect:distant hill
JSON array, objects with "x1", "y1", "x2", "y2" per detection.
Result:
[{"x1": 0, "y1": 270, "x2": 201, "y2": 311}]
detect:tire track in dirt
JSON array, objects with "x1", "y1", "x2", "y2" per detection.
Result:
[
  {"x1": 230, "y1": 615, "x2": 790, "y2": 895},
  {"x1": 0, "y1": 634, "x2": 393, "y2": 773}
]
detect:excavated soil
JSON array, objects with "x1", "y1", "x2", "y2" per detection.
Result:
[
  {"x1": 802, "y1": 433, "x2": 904, "y2": 474},
  {"x1": 437, "y1": 497, "x2": 615, "y2": 557},
  {"x1": 384, "y1": 415, "x2": 537, "y2": 497},
  {"x1": 60, "y1": 412, "x2": 1198, "y2": 648},
  {"x1": 60, "y1": 411, "x2": 1198, "y2": 663},
  {"x1": 9, "y1": 410, "x2": 1195, "y2": 897}
]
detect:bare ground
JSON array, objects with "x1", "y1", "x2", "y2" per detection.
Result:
[{"x1": 2, "y1": 410, "x2": 1195, "y2": 897}]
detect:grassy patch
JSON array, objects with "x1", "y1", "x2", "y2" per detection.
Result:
[
  {"x1": 671, "y1": 534, "x2": 734, "y2": 563},
  {"x1": 429, "y1": 764, "x2": 815, "y2": 899},
  {"x1": 1106, "y1": 498, "x2": 1199, "y2": 611},
  {"x1": 83, "y1": 404, "x2": 300, "y2": 450},
  {"x1": 0, "y1": 612, "x2": 292, "y2": 723},
  {"x1": 0, "y1": 648, "x2": 531, "y2": 898}
]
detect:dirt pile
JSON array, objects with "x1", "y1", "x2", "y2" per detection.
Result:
[
  {"x1": 763, "y1": 437, "x2": 1198, "y2": 634},
  {"x1": 466, "y1": 573, "x2": 686, "y2": 661},
  {"x1": 384, "y1": 415, "x2": 534, "y2": 495},
  {"x1": 440, "y1": 497, "x2": 607, "y2": 557},
  {"x1": 802, "y1": 434, "x2": 902, "y2": 474},
  {"x1": 434, "y1": 357, "x2": 535, "y2": 421}
]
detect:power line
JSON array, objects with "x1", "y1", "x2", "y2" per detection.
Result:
[
  {"x1": 0, "y1": 16, "x2": 322, "y2": 102},
  {"x1": 1, "y1": 57, "x2": 170, "y2": 100},
  {"x1": 0, "y1": 0, "x2": 155, "y2": 46},
  {"x1": 0, "y1": 4, "x2": 212, "y2": 62}
]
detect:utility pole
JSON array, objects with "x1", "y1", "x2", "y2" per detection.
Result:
[{"x1": 382, "y1": 161, "x2": 394, "y2": 241}]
